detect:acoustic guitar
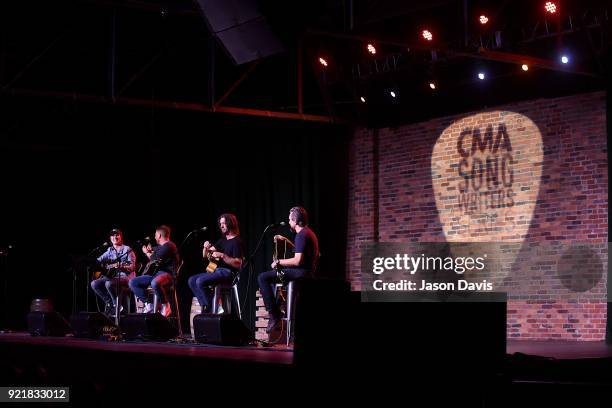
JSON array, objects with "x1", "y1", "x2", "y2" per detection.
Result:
[
  {"x1": 91, "y1": 260, "x2": 132, "y2": 280},
  {"x1": 205, "y1": 250, "x2": 221, "y2": 273},
  {"x1": 140, "y1": 259, "x2": 162, "y2": 276}
]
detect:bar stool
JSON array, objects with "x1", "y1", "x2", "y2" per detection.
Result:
[
  {"x1": 212, "y1": 282, "x2": 242, "y2": 319},
  {"x1": 152, "y1": 283, "x2": 183, "y2": 336},
  {"x1": 274, "y1": 280, "x2": 297, "y2": 346},
  {"x1": 273, "y1": 255, "x2": 319, "y2": 346},
  {"x1": 113, "y1": 292, "x2": 132, "y2": 326},
  {"x1": 133, "y1": 262, "x2": 184, "y2": 336}
]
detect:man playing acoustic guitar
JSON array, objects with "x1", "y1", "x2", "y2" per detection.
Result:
[
  {"x1": 128, "y1": 225, "x2": 180, "y2": 317},
  {"x1": 258, "y1": 206, "x2": 319, "y2": 334},
  {"x1": 90, "y1": 228, "x2": 136, "y2": 317},
  {"x1": 188, "y1": 213, "x2": 244, "y2": 313}
]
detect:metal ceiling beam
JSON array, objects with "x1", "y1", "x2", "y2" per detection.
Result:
[
  {"x1": 475, "y1": 48, "x2": 602, "y2": 78},
  {"x1": 4, "y1": 87, "x2": 341, "y2": 123},
  {"x1": 0, "y1": 34, "x2": 64, "y2": 92},
  {"x1": 214, "y1": 60, "x2": 260, "y2": 109},
  {"x1": 306, "y1": 29, "x2": 601, "y2": 78}
]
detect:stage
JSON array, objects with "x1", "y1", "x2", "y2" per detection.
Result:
[
  {"x1": 508, "y1": 340, "x2": 612, "y2": 360},
  {"x1": 0, "y1": 332, "x2": 293, "y2": 364},
  {"x1": 4, "y1": 333, "x2": 612, "y2": 364},
  {"x1": 0, "y1": 331, "x2": 295, "y2": 404},
  {"x1": 2, "y1": 332, "x2": 612, "y2": 404}
]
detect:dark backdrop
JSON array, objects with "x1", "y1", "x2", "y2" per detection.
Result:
[{"x1": 0, "y1": 96, "x2": 350, "y2": 331}]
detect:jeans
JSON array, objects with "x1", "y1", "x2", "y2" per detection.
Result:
[
  {"x1": 129, "y1": 271, "x2": 174, "y2": 304},
  {"x1": 90, "y1": 274, "x2": 129, "y2": 306},
  {"x1": 257, "y1": 268, "x2": 308, "y2": 318},
  {"x1": 187, "y1": 268, "x2": 234, "y2": 311}
]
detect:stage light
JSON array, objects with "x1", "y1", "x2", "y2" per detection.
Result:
[
  {"x1": 429, "y1": 82, "x2": 436, "y2": 90},
  {"x1": 367, "y1": 44, "x2": 376, "y2": 55},
  {"x1": 422, "y1": 30, "x2": 433, "y2": 41},
  {"x1": 479, "y1": 15, "x2": 489, "y2": 24},
  {"x1": 478, "y1": 72, "x2": 485, "y2": 80},
  {"x1": 561, "y1": 55, "x2": 569, "y2": 64},
  {"x1": 390, "y1": 91, "x2": 396, "y2": 98},
  {"x1": 360, "y1": 96, "x2": 366, "y2": 103},
  {"x1": 318, "y1": 57, "x2": 328, "y2": 67},
  {"x1": 521, "y1": 64, "x2": 529, "y2": 71},
  {"x1": 545, "y1": 2, "x2": 557, "y2": 14}
]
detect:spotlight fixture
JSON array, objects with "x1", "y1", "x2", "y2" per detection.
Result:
[
  {"x1": 545, "y1": 2, "x2": 557, "y2": 14},
  {"x1": 360, "y1": 96, "x2": 366, "y2": 103},
  {"x1": 560, "y1": 55, "x2": 569, "y2": 64},
  {"x1": 390, "y1": 91, "x2": 397, "y2": 98},
  {"x1": 479, "y1": 15, "x2": 489, "y2": 24},
  {"x1": 429, "y1": 82, "x2": 436, "y2": 90},
  {"x1": 318, "y1": 57, "x2": 328, "y2": 67},
  {"x1": 521, "y1": 64, "x2": 529, "y2": 71},
  {"x1": 478, "y1": 72, "x2": 485, "y2": 80},
  {"x1": 367, "y1": 44, "x2": 376, "y2": 55},
  {"x1": 422, "y1": 30, "x2": 433, "y2": 41}
]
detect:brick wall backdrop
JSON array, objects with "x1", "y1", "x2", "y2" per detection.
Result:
[{"x1": 347, "y1": 91, "x2": 608, "y2": 340}]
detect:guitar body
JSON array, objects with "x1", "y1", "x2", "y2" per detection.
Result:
[
  {"x1": 206, "y1": 257, "x2": 219, "y2": 273},
  {"x1": 141, "y1": 259, "x2": 161, "y2": 276},
  {"x1": 92, "y1": 262, "x2": 127, "y2": 280}
]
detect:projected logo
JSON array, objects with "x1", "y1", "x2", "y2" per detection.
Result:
[{"x1": 432, "y1": 111, "x2": 543, "y2": 242}]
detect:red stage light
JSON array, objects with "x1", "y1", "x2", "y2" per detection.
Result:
[
  {"x1": 479, "y1": 15, "x2": 489, "y2": 24},
  {"x1": 318, "y1": 57, "x2": 328, "y2": 67},
  {"x1": 367, "y1": 43, "x2": 376, "y2": 55},
  {"x1": 545, "y1": 2, "x2": 557, "y2": 14},
  {"x1": 422, "y1": 30, "x2": 433, "y2": 41}
]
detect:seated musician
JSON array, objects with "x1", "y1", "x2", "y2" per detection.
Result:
[
  {"x1": 257, "y1": 206, "x2": 319, "y2": 333},
  {"x1": 90, "y1": 228, "x2": 136, "y2": 316},
  {"x1": 188, "y1": 213, "x2": 244, "y2": 313},
  {"x1": 128, "y1": 225, "x2": 179, "y2": 317}
]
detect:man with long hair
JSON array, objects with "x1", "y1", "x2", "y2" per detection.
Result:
[{"x1": 188, "y1": 214, "x2": 244, "y2": 313}]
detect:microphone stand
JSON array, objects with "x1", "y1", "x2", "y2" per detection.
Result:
[
  {"x1": 242, "y1": 224, "x2": 278, "y2": 271},
  {"x1": 110, "y1": 247, "x2": 135, "y2": 324},
  {"x1": 84, "y1": 243, "x2": 109, "y2": 314},
  {"x1": 178, "y1": 229, "x2": 206, "y2": 253},
  {"x1": 0, "y1": 246, "x2": 13, "y2": 332}
]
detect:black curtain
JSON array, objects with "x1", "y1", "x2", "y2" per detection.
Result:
[{"x1": 0, "y1": 97, "x2": 350, "y2": 332}]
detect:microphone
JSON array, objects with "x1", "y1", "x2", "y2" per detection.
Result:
[
  {"x1": 193, "y1": 226, "x2": 208, "y2": 232},
  {"x1": 93, "y1": 242, "x2": 109, "y2": 251},
  {"x1": 268, "y1": 221, "x2": 287, "y2": 228}
]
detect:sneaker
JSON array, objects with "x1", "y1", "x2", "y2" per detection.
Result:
[
  {"x1": 160, "y1": 303, "x2": 171, "y2": 317},
  {"x1": 110, "y1": 304, "x2": 124, "y2": 316},
  {"x1": 104, "y1": 302, "x2": 113, "y2": 316},
  {"x1": 143, "y1": 302, "x2": 154, "y2": 313},
  {"x1": 266, "y1": 315, "x2": 281, "y2": 334}
]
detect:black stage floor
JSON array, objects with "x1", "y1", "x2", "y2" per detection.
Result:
[
  {"x1": 2, "y1": 332, "x2": 612, "y2": 405},
  {"x1": 507, "y1": 340, "x2": 612, "y2": 360},
  {"x1": 0, "y1": 332, "x2": 293, "y2": 365}
]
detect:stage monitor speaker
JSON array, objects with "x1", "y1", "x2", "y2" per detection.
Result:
[
  {"x1": 70, "y1": 312, "x2": 117, "y2": 339},
  {"x1": 193, "y1": 314, "x2": 251, "y2": 346},
  {"x1": 120, "y1": 314, "x2": 178, "y2": 341},
  {"x1": 27, "y1": 311, "x2": 71, "y2": 337},
  {"x1": 194, "y1": 0, "x2": 284, "y2": 65}
]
